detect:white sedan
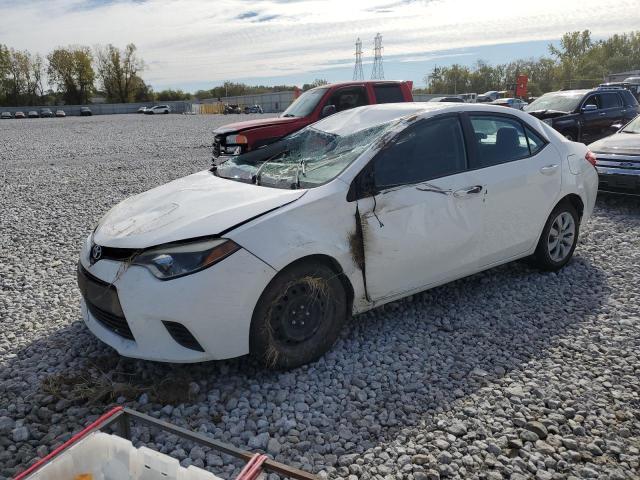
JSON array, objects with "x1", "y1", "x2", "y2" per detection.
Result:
[
  {"x1": 144, "y1": 105, "x2": 171, "y2": 114},
  {"x1": 78, "y1": 103, "x2": 598, "y2": 368}
]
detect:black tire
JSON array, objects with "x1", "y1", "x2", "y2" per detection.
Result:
[
  {"x1": 563, "y1": 132, "x2": 575, "y2": 141},
  {"x1": 531, "y1": 202, "x2": 580, "y2": 271},
  {"x1": 250, "y1": 262, "x2": 347, "y2": 369},
  {"x1": 164, "y1": 110, "x2": 169, "y2": 114}
]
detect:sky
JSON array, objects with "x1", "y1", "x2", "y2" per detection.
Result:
[{"x1": 1, "y1": 0, "x2": 639, "y2": 92}]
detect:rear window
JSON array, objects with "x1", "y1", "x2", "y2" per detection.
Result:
[
  {"x1": 620, "y1": 89, "x2": 639, "y2": 106},
  {"x1": 374, "y1": 84, "x2": 405, "y2": 104}
]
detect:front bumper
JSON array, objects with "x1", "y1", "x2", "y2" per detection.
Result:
[
  {"x1": 78, "y1": 241, "x2": 277, "y2": 363},
  {"x1": 595, "y1": 153, "x2": 640, "y2": 195}
]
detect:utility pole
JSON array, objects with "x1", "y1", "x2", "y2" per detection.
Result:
[
  {"x1": 353, "y1": 38, "x2": 364, "y2": 81},
  {"x1": 371, "y1": 33, "x2": 384, "y2": 80}
]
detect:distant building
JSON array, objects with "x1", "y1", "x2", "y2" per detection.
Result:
[{"x1": 606, "y1": 70, "x2": 640, "y2": 83}]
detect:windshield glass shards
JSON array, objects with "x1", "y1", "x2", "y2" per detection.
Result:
[{"x1": 214, "y1": 122, "x2": 391, "y2": 189}]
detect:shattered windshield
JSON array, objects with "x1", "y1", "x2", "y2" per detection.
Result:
[
  {"x1": 525, "y1": 93, "x2": 583, "y2": 113},
  {"x1": 214, "y1": 122, "x2": 391, "y2": 189},
  {"x1": 281, "y1": 87, "x2": 329, "y2": 118}
]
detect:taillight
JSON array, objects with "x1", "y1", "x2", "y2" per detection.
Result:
[{"x1": 585, "y1": 150, "x2": 597, "y2": 167}]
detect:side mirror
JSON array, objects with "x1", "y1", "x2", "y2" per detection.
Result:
[
  {"x1": 582, "y1": 104, "x2": 598, "y2": 112},
  {"x1": 321, "y1": 104, "x2": 337, "y2": 118}
]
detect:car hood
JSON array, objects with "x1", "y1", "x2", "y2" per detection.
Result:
[
  {"x1": 589, "y1": 133, "x2": 640, "y2": 156},
  {"x1": 213, "y1": 116, "x2": 302, "y2": 134},
  {"x1": 525, "y1": 109, "x2": 570, "y2": 120},
  {"x1": 93, "y1": 170, "x2": 305, "y2": 249}
]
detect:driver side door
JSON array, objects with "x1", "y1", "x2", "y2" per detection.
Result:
[{"x1": 356, "y1": 115, "x2": 486, "y2": 302}]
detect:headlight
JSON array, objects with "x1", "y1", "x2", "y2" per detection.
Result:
[
  {"x1": 542, "y1": 118, "x2": 553, "y2": 125},
  {"x1": 132, "y1": 239, "x2": 240, "y2": 280}
]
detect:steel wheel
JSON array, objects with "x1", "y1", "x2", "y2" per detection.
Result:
[
  {"x1": 270, "y1": 280, "x2": 327, "y2": 345},
  {"x1": 547, "y1": 211, "x2": 576, "y2": 262}
]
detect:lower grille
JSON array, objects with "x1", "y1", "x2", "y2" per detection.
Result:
[
  {"x1": 163, "y1": 321, "x2": 204, "y2": 352},
  {"x1": 88, "y1": 303, "x2": 135, "y2": 340},
  {"x1": 77, "y1": 264, "x2": 135, "y2": 341}
]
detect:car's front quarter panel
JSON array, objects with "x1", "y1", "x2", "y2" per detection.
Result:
[
  {"x1": 79, "y1": 242, "x2": 277, "y2": 362},
  {"x1": 228, "y1": 182, "x2": 370, "y2": 312}
]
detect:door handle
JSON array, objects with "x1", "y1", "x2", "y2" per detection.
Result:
[
  {"x1": 453, "y1": 185, "x2": 484, "y2": 198},
  {"x1": 540, "y1": 164, "x2": 559, "y2": 175},
  {"x1": 599, "y1": 112, "x2": 607, "y2": 116}
]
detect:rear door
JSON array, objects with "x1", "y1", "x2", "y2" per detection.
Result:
[
  {"x1": 600, "y1": 92, "x2": 624, "y2": 127},
  {"x1": 463, "y1": 113, "x2": 562, "y2": 266},
  {"x1": 358, "y1": 114, "x2": 485, "y2": 301}
]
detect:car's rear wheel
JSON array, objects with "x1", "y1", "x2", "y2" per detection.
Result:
[
  {"x1": 250, "y1": 262, "x2": 347, "y2": 369},
  {"x1": 532, "y1": 202, "x2": 580, "y2": 271}
]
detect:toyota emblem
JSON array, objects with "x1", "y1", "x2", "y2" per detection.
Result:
[{"x1": 91, "y1": 244, "x2": 102, "y2": 262}]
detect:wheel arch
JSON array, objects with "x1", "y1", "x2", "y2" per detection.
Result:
[
  {"x1": 273, "y1": 254, "x2": 355, "y2": 315},
  {"x1": 559, "y1": 193, "x2": 584, "y2": 221}
]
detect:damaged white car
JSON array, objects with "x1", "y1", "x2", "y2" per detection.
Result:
[{"x1": 78, "y1": 103, "x2": 598, "y2": 368}]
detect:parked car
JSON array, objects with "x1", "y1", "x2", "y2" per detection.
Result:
[
  {"x1": 599, "y1": 78, "x2": 640, "y2": 101},
  {"x1": 80, "y1": 107, "x2": 92, "y2": 116},
  {"x1": 589, "y1": 115, "x2": 640, "y2": 195},
  {"x1": 213, "y1": 80, "x2": 414, "y2": 160},
  {"x1": 491, "y1": 98, "x2": 528, "y2": 110},
  {"x1": 40, "y1": 108, "x2": 54, "y2": 118},
  {"x1": 14, "y1": 111, "x2": 25, "y2": 119},
  {"x1": 145, "y1": 105, "x2": 171, "y2": 114},
  {"x1": 477, "y1": 91, "x2": 500, "y2": 102},
  {"x1": 524, "y1": 87, "x2": 640, "y2": 143},
  {"x1": 244, "y1": 105, "x2": 264, "y2": 114},
  {"x1": 55, "y1": 110, "x2": 66, "y2": 117},
  {"x1": 1, "y1": 111, "x2": 12, "y2": 119},
  {"x1": 428, "y1": 96, "x2": 465, "y2": 103},
  {"x1": 28, "y1": 111, "x2": 39, "y2": 118},
  {"x1": 223, "y1": 104, "x2": 242, "y2": 115},
  {"x1": 137, "y1": 106, "x2": 148, "y2": 113},
  {"x1": 79, "y1": 103, "x2": 597, "y2": 369}
]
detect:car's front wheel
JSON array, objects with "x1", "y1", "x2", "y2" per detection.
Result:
[
  {"x1": 532, "y1": 202, "x2": 580, "y2": 271},
  {"x1": 250, "y1": 261, "x2": 347, "y2": 369}
]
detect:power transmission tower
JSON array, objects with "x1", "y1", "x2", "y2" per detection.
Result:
[
  {"x1": 353, "y1": 38, "x2": 364, "y2": 81},
  {"x1": 371, "y1": 33, "x2": 384, "y2": 80}
]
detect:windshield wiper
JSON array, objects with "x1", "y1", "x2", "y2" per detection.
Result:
[{"x1": 282, "y1": 114, "x2": 296, "y2": 117}]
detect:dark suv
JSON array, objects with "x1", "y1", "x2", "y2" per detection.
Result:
[{"x1": 524, "y1": 87, "x2": 640, "y2": 143}]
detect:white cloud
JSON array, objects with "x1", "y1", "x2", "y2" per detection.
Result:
[{"x1": 1, "y1": 0, "x2": 638, "y2": 88}]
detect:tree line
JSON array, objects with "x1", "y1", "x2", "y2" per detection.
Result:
[{"x1": 419, "y1": 30, "x2": 640, "y2": 97}]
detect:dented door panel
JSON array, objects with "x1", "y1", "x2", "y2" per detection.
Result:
[{"x1": 360, "y1": 172, "x2": 484, "y2": 301}]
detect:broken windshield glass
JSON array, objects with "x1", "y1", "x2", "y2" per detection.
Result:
[{"x1": 214, "y1": 121, "x2": 393, "y2": 189}]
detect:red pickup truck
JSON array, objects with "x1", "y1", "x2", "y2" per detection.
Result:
[{"x1": 212, "y1": 80, "x2": 414, "y2": 159}]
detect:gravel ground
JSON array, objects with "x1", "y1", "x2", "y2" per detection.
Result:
[{"x1": 1, "y1": 114, "x2": 639, "y2": 480}]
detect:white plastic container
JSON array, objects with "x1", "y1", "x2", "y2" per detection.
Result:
[{"x1": 27, "y1": 431, "x2": 222, "y2": 480}]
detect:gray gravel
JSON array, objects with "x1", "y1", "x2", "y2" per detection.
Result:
[{"x1": 1, "y1": 114, "x2": 640, "y2": 479}]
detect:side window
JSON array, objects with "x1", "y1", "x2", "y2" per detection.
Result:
[
  {"x1": 374, "y1": 116, "x2": 467, "y2": 188},
  {"x1": 374, "y1": 84, "x2": 405, "y2": 104},
  {"x1": 524, "y1": 126, "x2": 546, "y2": 155},
  {"x1": 469, "y1": 115, "x2": 530, "y2": 168},
  {"x1": 601, "y1": 93, "x2": 622, "y2": 109},
  {"x1": 329, "y1": 87, "x2": 368, "y2": 112},
  {"x1": 583, "y1": 95, "x2": 601, "y2": 109}
]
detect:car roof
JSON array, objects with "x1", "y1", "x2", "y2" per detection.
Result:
[
  {"x1": 308, "y1": 80, "x2": 408, "y2": 92},
  {"x1": 312, "y1": 102, "x2": 538, "y2": 136}
]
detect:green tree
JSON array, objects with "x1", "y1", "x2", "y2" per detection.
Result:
[
  {"x1": 95, "y1": 43, "x2": 145, "y2": 103},
  {"x1": 47, "y1": 46, "x2": 95, "y2": 104}
]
